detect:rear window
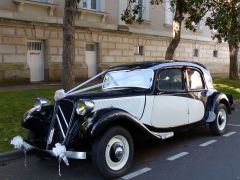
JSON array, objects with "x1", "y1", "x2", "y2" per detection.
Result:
[{"x1": 187, "y1": 69, "x2": 204, "y2": 90}]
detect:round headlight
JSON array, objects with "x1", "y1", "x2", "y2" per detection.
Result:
[
  {"x1": 76, "y1": 99, "x2": 94, "y2": 115},
  {"x1": 34, "y1": 98, "x2": 51, "y2": 111},
  {"x1": 34, "y1": 99, "x2": 42, "y2": 111}
]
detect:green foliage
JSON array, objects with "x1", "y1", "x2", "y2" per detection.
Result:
[
  {"x1": 121, "y1": 0, "x2": 204, "y2": 28},
  {"x1": 213, "y1": 76, "x2": 240, "y2": 100},
  {"x1": 121, "y1": 0, "x2": 145, "y2": 24},
  {"x1": 0, "y1": 88, "x2": 57, "y2": 152},
  {"x1": 185, "y1": 0, "x2": 240, "y2": 44}
]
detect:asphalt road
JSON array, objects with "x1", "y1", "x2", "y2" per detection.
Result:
[{"x1": 0, "y1": 110, "x2": 240, "y2": 180}]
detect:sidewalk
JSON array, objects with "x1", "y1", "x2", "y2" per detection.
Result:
[
  {"x1": 0, "y1": 82, "x2": 62, "y2": 91},
  {"x1": 0, "y1": 80, "x2": 98, "y2": 91}
]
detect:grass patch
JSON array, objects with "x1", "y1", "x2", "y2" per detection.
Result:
[
  {"x1": 0, "y1": 88, "x2": 57, "y2": 153},
  {"x1": 0, "y1": 77, "x2": 239, "y2": 153},
  {"x1": 213, "y1": 77, "x2": 240, "y2": 100}
]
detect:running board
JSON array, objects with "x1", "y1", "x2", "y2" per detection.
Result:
[{"x1": 151, "y1": 131, "x2": 174, "y2": 139}]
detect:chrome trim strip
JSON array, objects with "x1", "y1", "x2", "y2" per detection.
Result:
[
  {"x1": 65, "y1": 151, "x2": 86, "y2": 159},
  {"x1": 59, "y1": 106, "x2": 69, "y2": 128},
  {"x1": 56, "y1": 114, "x2": 66, "y2": 138},
  {"x1": 62, "y1": 102, "x2": 76, "y2": 144},
  {"x1": 151, "y1": 131, "x2": 174, "y2": 139}
]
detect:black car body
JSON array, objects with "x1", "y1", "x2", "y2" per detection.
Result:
[{"x1": 13, "y1": 61, "x2": 233, "y2": 178}]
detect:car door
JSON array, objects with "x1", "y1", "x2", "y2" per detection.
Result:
[
  {"x1": 185, "y1": 68, "x2": 206, "y2": 124},
  {"x1": 150, "y1": 67, "x2": 189, "y2": 128}
]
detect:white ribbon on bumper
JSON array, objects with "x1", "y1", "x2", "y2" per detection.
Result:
[
  {"x1": 11, "y1": 136, "x2": 31, "y2": 151},
  {"x1": 52, "y1": 143, "x2": 69, "y2": 176},
  {"x1": 52, "y1": 143, "x2": 69, "y2": 166},
  {"x1": 11, "y1": 136, "x2": 32, "y2": 167}
]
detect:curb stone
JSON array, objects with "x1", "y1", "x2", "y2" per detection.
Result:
[{"x1": 0, "y1": 150, "x2": 23, "y2": 161}]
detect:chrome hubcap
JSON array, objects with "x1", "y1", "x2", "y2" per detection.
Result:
[
  {"x1": 217, "y1": 109, "x2": 227, "y2": 131},
  {"x1": 114, "y1": 145, "x2": 123, "y2": 160},
  {"x1": 105, "y1": 135, "x2": 129, "y2": 171}
]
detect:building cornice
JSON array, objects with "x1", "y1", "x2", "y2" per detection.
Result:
[
  {"x1": 0, "y1": 17, "x2": 225, "y2": 45},
  {"x1": 13, "y1": 0, "x2": 58, "y2": 16}
]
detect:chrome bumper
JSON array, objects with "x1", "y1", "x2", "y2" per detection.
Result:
[{"x1": 25, "y1": 141, "x2": 86, "y2": 160}]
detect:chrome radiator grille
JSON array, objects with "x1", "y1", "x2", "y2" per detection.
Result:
[
  {"x1": 56, "y1": 100, "x2": 74, "y2": 138},
  {"x1": 47, "y1": 99, "x2": 75, "y2": 148}
]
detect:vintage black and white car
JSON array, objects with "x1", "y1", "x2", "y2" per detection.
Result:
[{"x1": 11, "y1": 61, "x2": 233, "y2": 178}]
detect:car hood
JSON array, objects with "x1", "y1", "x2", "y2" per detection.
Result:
[
  {"x1": 65, "y1": 89, "x2": 146, "y2": 101},
  {"x1": 63, "y1": 89, "x2": 147, "y2": 120}
]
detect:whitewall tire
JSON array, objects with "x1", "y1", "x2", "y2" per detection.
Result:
[
  {"x1": 209, "y1": 104, "x2": 228, "y2": 135},
  {"x1": 92, "y1": 126, "x2": 134, "y2": 178}
]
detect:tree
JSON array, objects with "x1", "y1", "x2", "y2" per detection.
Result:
[
  {"x1": 185, "y1": 1, "x2": 240, "y2": 80},
  {"x1": 62, "y1": 0, "x2": 80, "y2": 91},
  {"x1": 121, "y1": 0, "x2": 196, "y2": 60}
]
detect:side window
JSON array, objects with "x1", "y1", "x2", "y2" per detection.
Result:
[
  {"x1": 187, "y1": 69, "x2": 204, "y2": 90},
  {"x1": 158, "y1": 69, "x2": 184, "y2": 92}
]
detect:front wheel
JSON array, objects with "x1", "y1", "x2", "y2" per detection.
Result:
[
  {"x1": 92, "y1": 126, "x2": 134, "y2": 178},
  {"x1": 209, "y1": 103, "x2": 228, "y2": 136}
]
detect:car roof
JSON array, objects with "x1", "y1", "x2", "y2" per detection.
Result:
[
  {"x1": 108, "y1": 60, "x2": 214, "y2": 89},
  {"x1": 109, "y1": 60, "x2": 207, "y2": 71}
]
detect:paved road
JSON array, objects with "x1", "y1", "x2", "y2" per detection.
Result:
[{"x1": 0, "y1": 111, "x2": 239, "y2": 180}]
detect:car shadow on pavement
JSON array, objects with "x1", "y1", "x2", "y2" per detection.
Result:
[{"x1": 133, "y1": 125, "x2": 213, "y2": 165}]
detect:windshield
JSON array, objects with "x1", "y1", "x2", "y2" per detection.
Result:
[{"x1": 102, "y1": 69, "x2": 154, "y2": 90}]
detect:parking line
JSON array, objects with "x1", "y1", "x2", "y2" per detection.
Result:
[
  {"x1": 199, "y1": 140, "x2": 217, "y2": 147},
  {"x1": 121, "y1": 167, "x2": 152, "y2": 180},
  {"x1": 223, "y1": 131, "x2": 237, "y2": 137},
  {"x1": 228, "y1": 124, "x2": 240, "y2": 127},
  {"x1": 167, "y1": 152, "x2": 189, "y2": 161}
]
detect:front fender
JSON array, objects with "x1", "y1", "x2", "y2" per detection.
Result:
[
  {"x1": 81, "y1": 108, "x2": 159, "y2": 140},
  {"x1": 22, "y1": 105, "x2": 54, "y2": 131}
]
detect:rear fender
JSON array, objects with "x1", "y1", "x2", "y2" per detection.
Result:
[{"x1": 209, "y1": 92, "x2": 231, "y2": 114}]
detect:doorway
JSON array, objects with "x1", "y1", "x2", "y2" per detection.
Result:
[
  {"x1": 27, "y1": 40, "x2": 45, "y2": 82},
  {"x1": 85, "y1": 43, "x2": 97, "y2": 78}
]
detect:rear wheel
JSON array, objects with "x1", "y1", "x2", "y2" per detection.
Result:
[
  {"x1": 92, "y1": 126, "x2": 134, "y2": 178},
  {"x1": 209, "y1": 104, "x2": 228, "y2": 135}
]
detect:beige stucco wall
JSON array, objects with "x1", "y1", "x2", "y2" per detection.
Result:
[
  {"x1": 0, "y1": 0, "x2": 230, "y2": 82},
  {"x1": 0, "y1": 18, "x2": 229, "y2": 82},
  {"x1": 0, "y1": 0, "x2": 216, "y2": 41}
]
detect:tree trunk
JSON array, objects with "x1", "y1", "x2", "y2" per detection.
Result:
[
  {"x1": 165, "y1": 19, "x2": 182, "y2": 60},
  {"x1": 165, "y1": 2, "x2": 184, "y2": 60},
  {"x1": 62, "y1": 0, "x2": 77, "y2": 91},
  {"x1": 228, "y1": 42, "x2": 239, "y2": 80}
]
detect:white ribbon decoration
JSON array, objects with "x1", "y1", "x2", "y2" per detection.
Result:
[
  {"x1": 11, "y1": 136, "x2": 24, "y2": 149},
  {"x1": 55, "y1": 63, "x2": 193, "y2": 100},
  {"x1": 11, "y1": 136, "x2": 32, "y2": 167},
  {"x1": 11, "y1": 136, "x2": 31, "y2": 151},
  {"x1": 52, "y1": 143, "x2": 69, "y2": 166},
  {"x1": 54, "y1": 89, "x2": 67, "y2": 101},
  {"x1": 66, "y1": 70, "x2": 107, "y2": 94},
  {"x1": 52, "y1": 143, "x2": 69, "y2": 176}
]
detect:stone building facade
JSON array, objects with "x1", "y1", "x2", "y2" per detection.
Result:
[{"x1": 0, "y1": 0, "x2": 230, "y2": 82}]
